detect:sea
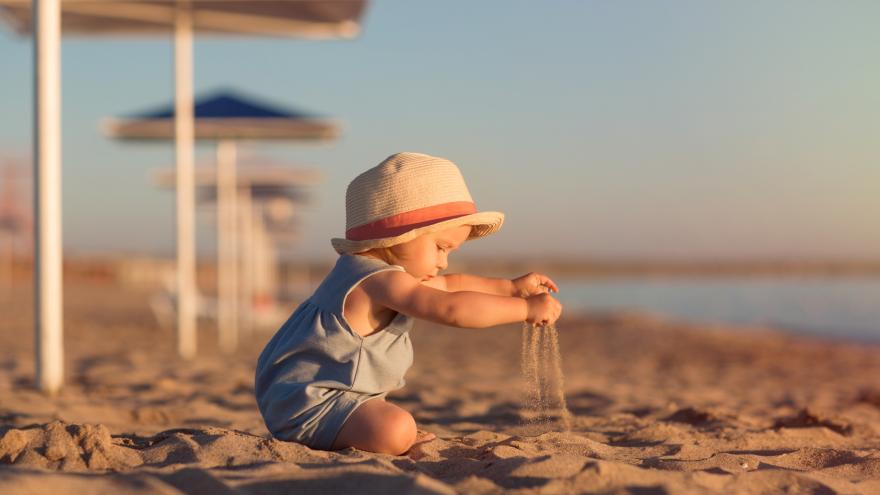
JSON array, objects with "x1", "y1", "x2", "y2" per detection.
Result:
[{"x1": 554, "y1": 276, "x2": 880, "y2": 343}]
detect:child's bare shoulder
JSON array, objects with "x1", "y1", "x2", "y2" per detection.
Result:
[{"x1": 359, "y1": 269, "x2": 420, "y2": 296}]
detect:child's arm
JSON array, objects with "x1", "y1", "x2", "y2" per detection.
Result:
[
  {"x1": 362, "y1": 270, "x2": 562, "y2": 329},
  {"x1": 428, "y1": 272, "x2": 559, "y2": 297},
  {"x1": 425, "y1": 273, "x2": 513, "y2": 295}
]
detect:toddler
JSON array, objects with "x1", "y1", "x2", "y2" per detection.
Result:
[{"x1": 255, "y1": 152, "x2": 562, "y2": 455}]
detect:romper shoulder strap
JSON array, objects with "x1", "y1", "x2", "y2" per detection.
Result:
[{"x1": 310, "y1": 254, "x2": 404, "y2": 315}]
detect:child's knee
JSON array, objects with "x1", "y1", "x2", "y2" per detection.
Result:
[{"x1": 383, "y1": 409, "x2": 417, "y2": 455}]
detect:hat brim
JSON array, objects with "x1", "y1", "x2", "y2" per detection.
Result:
[{"x1": 331, "y1": 211, "x2": 504, "y2": 255}]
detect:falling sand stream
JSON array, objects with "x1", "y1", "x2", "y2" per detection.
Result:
[{"x1": 521, "y1": 322, "x2": 572, "y2": 430}]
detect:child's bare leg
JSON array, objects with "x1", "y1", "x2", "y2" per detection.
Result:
[{"x1": 331, "y1": 398, "x2": 433, "y2": 455}]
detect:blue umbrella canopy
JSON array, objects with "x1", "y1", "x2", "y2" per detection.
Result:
[{"x1": 103, "y1": 89, "x2": 340, "y2": 141}]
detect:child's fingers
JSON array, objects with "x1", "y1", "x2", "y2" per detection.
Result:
[{"x1": 539, "y1": 274, "x2": 559, "y2": 293}]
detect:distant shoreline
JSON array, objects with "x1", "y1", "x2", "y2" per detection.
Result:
[
  {"x1": 6, "y1": 256, "x2": 880, "y2": 286},
  {"x1": 452, "y1": 258, "x2": 880, "y2": 279}
]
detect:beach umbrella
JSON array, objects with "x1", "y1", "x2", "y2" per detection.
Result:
[
  {"x1": 104, "y1": 89, "x2": 338, "y2": 352},
  {"x1": 0, "y1": 0, "x2": 366, "y2": 392}
]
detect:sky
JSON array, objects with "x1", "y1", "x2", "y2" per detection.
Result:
[{"x1": 0, "y1": 0, "x2": 878, "y2": 262}]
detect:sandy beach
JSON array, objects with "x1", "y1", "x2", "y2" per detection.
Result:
[{"x1": 2, "y1": 279, "x2": 879, "y2": 494}]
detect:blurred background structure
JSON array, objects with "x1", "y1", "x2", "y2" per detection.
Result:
[
  {"x1": 104, "y1": 89, "x2": 337, "y2": 353},
  {"x1": 150, "y1": 158, "x2": 322, "y2": 342},
  {"x1": 0, "y1": 0, "x2": 367, "y2": 392}
]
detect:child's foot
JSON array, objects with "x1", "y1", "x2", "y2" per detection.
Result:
[
  {"x1": 415, "y1": 429, "x2": 436, "y2": 444},
  {"x1": 406, "y1": 430, "x2": 436, "y2": 459}
]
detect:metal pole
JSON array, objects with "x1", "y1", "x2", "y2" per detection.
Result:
[
  {"x1": 238, "y1": 185, "x2": 253, "y2": 335},
  {"x1": 252, "y1": 202, "x2": 272, "y2": 318},
  {"x1": 216, "y1": 140, "x2": 238, "y2": 352},
  {"x1": 264, "y1": 217, "x2": 279, "y2": 312},
  {"x1": 33, "y1": 0, "x2": 63, "y2": 394},
  {"x1": 174, "y1": 1, "x2": 196, "y2": 359},
  {"x1": 252, "y1": 202, "x2": 267, "y2": 324}
]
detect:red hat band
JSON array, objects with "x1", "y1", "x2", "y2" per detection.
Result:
[{"x1": 345, "y1": 201, "x2": 476, "y2": 242}]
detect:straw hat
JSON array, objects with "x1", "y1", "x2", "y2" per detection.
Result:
[{"x1": 331, "y1": 152, "x2": 504, "y2": 254}]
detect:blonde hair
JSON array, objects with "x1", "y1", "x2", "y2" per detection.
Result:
[{"x1": 358, "y1": 246, "x2": 402, "y2": 266}]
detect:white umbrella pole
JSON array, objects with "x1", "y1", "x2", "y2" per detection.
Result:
[
  {"x1": 238, "y1": 185, "x2": 254, "y2": 335},
  {"x1": 252, "y1": 204, "x2": 271, "y2": 312},
  {"x1": 174, "y1": 1, "x2": 196, "y2": 359},
  {"x1": 252, "y1": 203, "x2": 265, "y2": 314},
  {"x1": 33, "y1": 0, "x2": 63, "y2": 395},
  {"x1": 265, "y1": 223, "x2": 279, "y2": 310},
  {"x1": 216, "y1": 140, "x2": 238, "y2": 352}
]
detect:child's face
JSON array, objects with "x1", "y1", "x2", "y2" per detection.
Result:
[{"x1": 384, "y1": 225, "x2": 471, "y2": 281}]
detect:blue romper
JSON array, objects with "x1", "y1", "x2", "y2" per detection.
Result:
[{"x1": 254, "y1": 254, "x2": 414, "y2": 450}]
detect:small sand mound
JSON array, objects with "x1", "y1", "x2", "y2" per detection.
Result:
[
  {"x1": 0, "y1": 422, "x2": 335, "y2": 472},
  {"x1": 613, "y1": 422, "x2": 691, "y2": 445},
  {"x1": 773, "y1": 408, "x2": 854, "y2": 436},
  {"x1": 134, "y1": 427, "x2": 326, "y2": 468},
  {"x1": 761, "y1": 447, "x2": 866, "y2": 470},
  {"x1": 646, "y1": 452, "x2": 762, "y2": 474},
  {"x1": 0, "y1": 421, "x2": 141, "y2": 471},
  {"x1": 664, "y1": 406, "x2": 728, "y2": 426},
  {"x1": 525, "y1": 431, "x2": 614, "y2": 459}
]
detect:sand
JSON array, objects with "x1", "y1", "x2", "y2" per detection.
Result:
[{"x1": 2, "y1": 280, "x2": 880, "y2": 494}]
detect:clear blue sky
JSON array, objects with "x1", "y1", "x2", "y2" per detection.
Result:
[{"x1": 1, "y1": 0, "x2": 878, "y2": 262}]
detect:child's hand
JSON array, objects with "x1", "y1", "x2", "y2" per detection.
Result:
[
  {"x1": 525, "y1": 293, "x2": 563, "y2": 326},
  {"x1": 512, "y1": 272, "x2": 559, "y2": 297}
]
